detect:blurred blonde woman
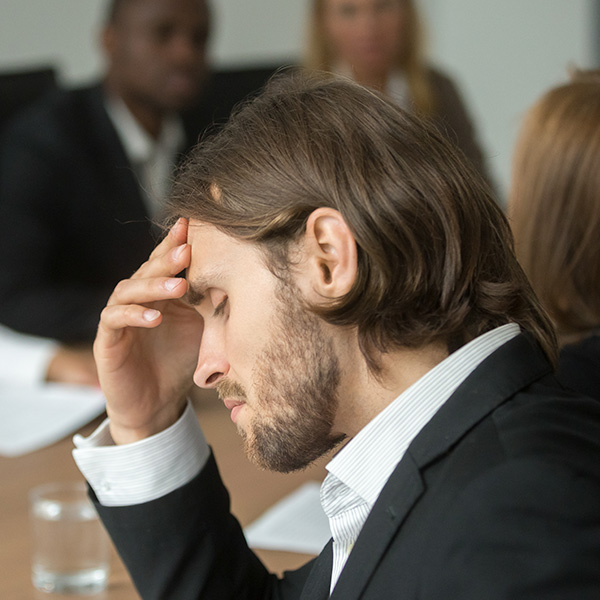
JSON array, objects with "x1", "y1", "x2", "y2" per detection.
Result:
[
  {"x1": 510, "y1": 70, "x2": 600, "y2": 400},
  {"x1": 305, "y1": 0, "x2": 492, "y2": 187}
]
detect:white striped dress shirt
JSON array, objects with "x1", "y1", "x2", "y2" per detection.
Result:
[
  {"x1": 73, "y1": 402, "x2": 210, "y2": 506},
  {"x1": 321, "y1": 323, "x2": 520, "y2": 593},
  {"x1": 104, "y1": 94, "x2": 185, "y2": 217}
]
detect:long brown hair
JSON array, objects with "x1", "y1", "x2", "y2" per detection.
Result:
[
  {"x1": 509, "y1": 70, "x2": 600, "y2": 345},
  {"x1": 169, "y1": 73, "x2": 556, "y2": 368},
  {"x1": 304, "y1": 0, "x2": 435, "y2": 117}
]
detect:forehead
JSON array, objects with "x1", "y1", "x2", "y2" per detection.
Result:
[
  {"x1": 185, "y1": 220, "x2": 269, "y2": 297},
  {"x1": 324, "y1": 0, "x2": 405, "y2": 12},
  {"x1": 115, "y1": 0, "x2": 209, "y2": 28}
]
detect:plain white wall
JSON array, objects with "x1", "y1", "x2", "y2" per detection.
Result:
[
  {"x1": 1, "y1": 0, "x2": 597, "y2": 202},
  {"x1": 0, "y1": 0, "x2": 307, "y2": 80},
  {"x1": 423, "y1": 0, "x2": 597, "y2": 200}
]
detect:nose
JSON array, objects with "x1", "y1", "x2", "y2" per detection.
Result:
[
  {"x1": 357, "y1": 11, "x2": 380, "y2": 38},
  {"x1": 193, "y1": 330, "x2": 229, "y2": 389},
  {"x1": 169, "y1": 32, "x2": 206, "y2": 69}
]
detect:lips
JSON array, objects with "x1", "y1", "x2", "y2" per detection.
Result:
[
  {"x1": 223, "y1": 398, "x2": 245, "y2": 423},
  {"x1": 163, "y1": 71, "x2": 202, "y2": 100},
  {"x1": 223, "y1": 397, "x2": 242, "y2": 409}
]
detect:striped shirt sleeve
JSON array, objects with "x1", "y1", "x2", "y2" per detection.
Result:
[{"x1": 72, "y1": 401, "x2": 209, "y2": 506}]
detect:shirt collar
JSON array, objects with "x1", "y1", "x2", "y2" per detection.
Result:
[
  {"x1": 324, "y1": 323, "x2": 521, "y2": 508},
  {"x1": 385, "y1": 70, "x2": 410, "y2": 109},
  {"x1": 104, "y1": 93, "x2": 185, "y2": 164}
]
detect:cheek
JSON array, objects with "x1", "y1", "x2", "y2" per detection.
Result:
[
  {"x1": 224, "y1": 312, "x2": 265, "y2": 378},
  {"x1": 385, "y1": 15, "x2": 406, "y2": 49},
  {"x1": 324, "y1": 18, "x2": 357, "y2": 56},
  {"x1": 115, "y1": 46, "x2": 158, "y2": 87}
]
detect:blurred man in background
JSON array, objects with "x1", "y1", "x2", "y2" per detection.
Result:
[{"x1": 0, "y1": 0, "x2": 245, "y2": 385}]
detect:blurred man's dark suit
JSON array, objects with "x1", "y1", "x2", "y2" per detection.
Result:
[{"x1": 0, "y1": 69, "x2": 274, "y2": 342}]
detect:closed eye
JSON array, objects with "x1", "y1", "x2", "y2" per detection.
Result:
[{"x1": 213, "y1": 296, "x2": 228, "y2": 317}]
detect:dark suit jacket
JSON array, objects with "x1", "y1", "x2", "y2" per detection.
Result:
[
  {"x1": 557, "y1": 334, "x2": 600, "y2": 401},
  {"x1": 0, "y1": 69, "x2": 276, "y2": 342},
  {"x1": 93, "y1": 333, "x2": 600, "y2": 599},
  {"x1": 0, "y1": 84, "x2": 188, "y2": 341}
]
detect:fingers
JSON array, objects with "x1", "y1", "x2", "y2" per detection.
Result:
[
  {"x1": 154, "y1": 217, "x2": 188, "y2": 258},
  {"x1": 99, "y1": 303, "x2": 163, "y2": 334},
  {"x1": 97, "y1": 218, "x2": 191, "y2": 346},
  {"x1": 96, "y1": 296, "x2": 176, "y2": 349},
  {"x1": 101, "y1": 276, "x2": 189, "y2": 343},
  {"x1": 134, "y1": 218, "x2": 191, "y2": 280},
  {"x1": 109, "y1": 275, "x2": 188, "y2": 307}
]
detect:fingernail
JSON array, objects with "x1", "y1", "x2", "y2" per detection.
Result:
[
  {"x1": 171, "y1": 217, "x2": 187, "y2": 234},
  {"x1": 143, "y1": 309, "x2": 161, "y2": 321},
  {"x1": 164, "y1": 278, "x2": 181, "y2": 291},
  {"x1": 170, "y1": 219, "x2": 182, "y2": 236},
  {"x1": 173, "y1": 244, "x2": 186, "y2": 260}
]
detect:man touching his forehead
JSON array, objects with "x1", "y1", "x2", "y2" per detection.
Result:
[{"x1": 73, "y1": 75, "x2": 600, "y2": 599}]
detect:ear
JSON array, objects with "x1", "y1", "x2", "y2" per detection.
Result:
[
  {"x1": 301, "y1": 208, "x2": 358, "y2": 300},
  {"x1": 101, "y1": 24, "x2": 117, "y2": 60}
]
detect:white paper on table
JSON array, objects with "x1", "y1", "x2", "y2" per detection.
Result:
[
  {"x1": 0, "y1": 383, "x2": 106, "y2": 457},
  {"x1": 244, "y1": 480, "x2": 331, "y2": 555}
]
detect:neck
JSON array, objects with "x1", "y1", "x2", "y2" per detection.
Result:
[
  {"x1": 334, "y1": 332, "x2": 449, "y2": 438},
  {"x1": 351, "y1": 67, "x2": 390, "y2": 94},
  {"x1": 104, "y1": 81, "x2": 165, "y2": 139}
]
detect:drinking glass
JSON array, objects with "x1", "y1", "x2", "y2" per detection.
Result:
[{"x1": 29, "y1": 481, "x2": 110, "y2": 594}]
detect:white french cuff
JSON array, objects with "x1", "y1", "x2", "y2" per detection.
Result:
[{"x1": 72, "y1": 401, "x2": 210, "y2": 507}]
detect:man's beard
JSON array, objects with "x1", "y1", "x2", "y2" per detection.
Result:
[{"x1": 217, "y1": 282, "x2": 345, "y2": 473}]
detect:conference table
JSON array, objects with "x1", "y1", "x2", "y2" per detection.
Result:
[{"x1": 1, "y1": 389, "x2": 329, "y2": 599}]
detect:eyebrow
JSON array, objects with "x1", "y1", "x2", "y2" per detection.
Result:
[
  {"x1": 185, "y1": 270, "x2": 225, "y2": 306},
  {"x1": 185, "y1": 281, "x2": 207, "y2": 306}
]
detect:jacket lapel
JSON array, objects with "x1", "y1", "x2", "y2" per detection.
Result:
[
  {"x1": 327, "y1": 333, "x2": 553, "y2": 600},
  {"x1": 409, "y1": 332, "x2": 552, "y2": 468},
  {"x1": 299, "y1": 540, "x2": 334, "y2": 600},
  {"x1": 329, "y1": 453, "x2": 424, "y2": 600},
  {"x1": 84, "y1": 85, "x2": 150, "y2": 223}
]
